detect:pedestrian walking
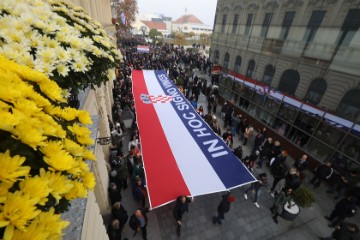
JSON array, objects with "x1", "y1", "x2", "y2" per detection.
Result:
[
  {"x1": 244, "y1": 173, "x2": 268, "y2": 208},
  {"x1": 212, "y1": 192, "x2": 235, "y2": 225},
  {"x1": 129, "y1": 208, "x2": 149, "y2": 240},
  {"x1": 310, "y1": 161, "x2": 333, "y2": 188},
  {"x1": 270, "y1": 188, "x2": 294, "y2": 224},
  {"x1": 173, "y1": 195, "x2": 193, "y2": 236}
]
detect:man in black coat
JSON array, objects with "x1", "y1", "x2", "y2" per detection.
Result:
[
  {"x1": 173, "y1": 195, "x2": 192, "y2": 236},
  {"x1": 129, "y1": 208, "x2": 149, "y2": 240},
  {"x1": 320, "y1": 222, "x2": 360, "y2": 240},
  {"x1": 108, "y1": 182, "x2": 122, "y2": 206},
  {"x1": 325, "y1": 196, "x2": 358, "y2": 228},
  {"x1": 212, "y1": 192, "x2": 235, "y2": 225},
  {"x1": 310, "y1": 161, "x2": 333, "y2": 188}
]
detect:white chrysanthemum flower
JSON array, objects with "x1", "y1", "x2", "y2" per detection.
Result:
[
  {"x1": 90, "y1": 46, "x2": 102, "y2": 57},
  {"x1": 20, "y1": 12, "x2": 37, "y2": 27},
  {"x1": 43, "y1": 21, "x2": 60, "y2": 33},
  {"x1": 68, "y1": 48, "x2": 81, "y2": 61},
  {"x1": 54, "y1": 16, "x2": 67, "y2": 27},
  {"x1": 55, "y1": 31, "x2": 67, "y2": 43},
  {"x1": 18, "y1": 52, "x2": 35, "y2": 68},
  {"x1": 57, "y1": 63, "x2": 70, "y2": 77},
  {"x1": 36, "y1": 47, "x2": 57, "y2": 65},
  {"x1": 107, "y1": 69, "x2": 116, "y2": 81},
  {"x1": 33, "y1": 59, "x2": 56, "y2": 76},
  {"x1": 0, "y1": 44, "x2": 21, "y2": 61},
  {"x1": 69, "y1": 37, "x2": 82, "y2": 50},
  {"x1": 72, "y1": 61, "x2": 88, "y2": 73},
  {"x1": 82, "y1": 37, "x2": 94, "y2": 47},
  {"x1": 55, "y1": 47, "x2": 71, "y2": 63},
  {"x1": 46, "y1": 39, "x2": 59, "y2": 49},
  {"x1": 74, "y1": 23, "x2": 86, "y2": 32},
  {"x1": 33, "y1": 19, "x2": 46, "y2": 30}
]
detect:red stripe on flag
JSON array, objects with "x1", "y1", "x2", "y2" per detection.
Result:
[{"x1": 132, "y1": 70, "x2": 190, "y2": 208}]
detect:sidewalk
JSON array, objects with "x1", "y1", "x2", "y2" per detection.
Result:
[{"x1": 118, "y1": 70, "x2": 359, "y2": 240}]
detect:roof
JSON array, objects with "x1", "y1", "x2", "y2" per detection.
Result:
[
  {"x1": 173, "y1": 14, "x2": 204, "y2": 24},
  {"x1": 141, "y1": 21, "x2": 167, "y2": 30}
]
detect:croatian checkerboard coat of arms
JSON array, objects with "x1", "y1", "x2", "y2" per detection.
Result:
[{"x1": 140, "y1": 94, "x2": 173, "y2": 104}]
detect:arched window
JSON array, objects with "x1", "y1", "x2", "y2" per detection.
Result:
[
  {"x1": 278, "y1": 69, "x2": 300, "y2": 95},
  {"x1": 246, "y1": 59, "x2": 255, "y2": 78},
  {"x1": 262, "y1": 64, "x2": 275, "y2": 85},
  {"x1": 304, "y1": 78, "x2": 327, "y2": 105},
  {"x1": 234, "y1": 55, "x2": 242, "y2": 73},
  {"x1": 223, "y1": 52, "x2": 230, "y2": 70},
  {"x1": 214, "y1": 50, "x2": 220, "y2": 64},
  {"x1": 337, "y1": 89, "x2": 360, "y2": 121}
]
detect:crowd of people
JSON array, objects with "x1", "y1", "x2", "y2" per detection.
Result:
[{"x1": 106, "y1": 36, "x2": 359, "y2": 240}]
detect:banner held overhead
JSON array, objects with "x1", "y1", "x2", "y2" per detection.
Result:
[{"x1": 132, "y1": 70, "x2": 256, "y2": 209}]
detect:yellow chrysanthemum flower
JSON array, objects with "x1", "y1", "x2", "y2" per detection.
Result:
[
  {"x1": 59, "y1": 107, "x2": 78, "y2": 121},
  {"x1": 43, "y1": 150, "x2": 78, "y2": 172},
  {"x1": 0, "y1": 150, "x2": 30, "y2": 184},
  {"x1": 19, "y1": 176, "x2": 51, "y2": 205},
  {"x1": 81, "y1": 171, "x2": 96, "y2": 190},
  {"x1": 83, "y1": 149, "x2": 96, "y2": 161},
  {"x1": 33, "y1": 208, "x2": 70, "y2": 239},
  {"x1": 78, "y1": 110, "x2": 92, "y2": 125},
  {"x1": 12, "y1": 121, "x2": 48, "y2": 149},
  {"x1": 0, "y1": 191, "x2": 41, "y2": 240},
  {"x1": 64, "y1": 181, "x2": 87, "y2": 200},
  {"x1": 39, "y1": 169, "x2": 73, "y2": 202},
  {"x1": 64, "y1": 139, "x2": 84, "y2": 157},
  {"x1": 40, "y1": 141, "x2": 63, "y2": 157},
  {"x1": 0, "y1": 109, "x2": 20, "y2": 132},
  {"x1": 12, "y1": 221, "x2": 49, "y2": 240},
  {"x1": 76, "y1": 135, "x2": 95, "y2": 145},
  {"x1": 0, "y1": 182, "x2": 14, "y2": 197}
]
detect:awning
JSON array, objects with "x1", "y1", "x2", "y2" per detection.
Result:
[{"x1": 132, "y1": 70, "x2": 256, "y2": 209}]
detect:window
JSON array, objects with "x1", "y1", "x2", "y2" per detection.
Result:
[
  {"x1": 261, "y1": 13, "x2": 273, "y2": 37},
  {"x1": 234, "y1": 56, "x2": 242, "y2": 73},
  {"x1": 262, "y1": 64, "x2": 275, "y2": 85},
  {"x1": 303, "y1": 10, "x2": 326, "y2": 43},
  {"x1": 232, "y1": 14, "x2": 239, "y2": 34},
  {"x1": 278, "y1": 69, "x2": 300, "y2": 95},
  {"x1": 246, "y1": 59, "x2": 255, "y2": 78},
  {"x1": 304, "y1": 78, "x2": 327, "y2": 105},
  {"x1": 337, "y1": 9, "x2": 360, "y2": 47},
  {"x1": 336, "y1": 89, "x2": 360, "y2": 121},
  {"x1": 244, "y1": 13, "x2": 254, "y2": 36},
  {"x1": 221, "y1": 14, "x2": 227, "y2": 33},
  {"x1": 280, "y1": 11, "x2": 295, "y2": 40},
  {"x1": 223, "y1": 52, "x2": 230, "y2": 70}
]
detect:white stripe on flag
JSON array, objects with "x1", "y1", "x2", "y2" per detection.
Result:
[{"x1": 142, "y1": 71, "x2": 226, "y2": 195}]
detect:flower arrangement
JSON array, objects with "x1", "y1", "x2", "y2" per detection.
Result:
[
  {"x1": 0, "y1": 0, "x2": 121, "y2": 91},
  {"x1": 0, "y1": 54, "x2": 96, "y2": 239}
]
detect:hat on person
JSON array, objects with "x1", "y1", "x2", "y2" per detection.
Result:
[{"x1": 228, "y1": 195, "x2": 235, "y2": 203}]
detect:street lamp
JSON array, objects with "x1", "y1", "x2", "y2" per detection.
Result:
[{"x1": 120, "y1": 106, "x2": 134, "y2": 129}]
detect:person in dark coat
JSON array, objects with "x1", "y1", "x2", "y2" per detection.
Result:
[
  {"x1": 270, "y1": 188, "x2": 294, "y2": 224},
  {"x1": 129, "y1": 208, "x2": 149, "y2": 240},
  {"x1": 310, "y1": 161, "x2": 333, "y2": 188},
  {"x1": 320, "y1": 222, "x2": 360, "y2": 240},
  {"x1": 111, "y1": 202, "x2": 128, "y2": 232},
  {"x1": 212, "y1": 192, "x2": 235, "y2": 225},
  {"x1": 325, "y1": 196, "x2": 358, "y2": 228},
  {"x1": 233, "y1": 145, "x2": 243, "y2": 160},
  {"x1": 108, "y1": 182, "x2": 122, "y2": 206},
  {"x1": 132, "y1": 176, "x2": 147, "y2": 207},
  {"x1": 107, "y1": 219, "x2": 122, "y2": 240},
  {"x1": 257, "y1": 137, "x2": 273, "y2": 168},
  {"x1": 270, "y1": 163, "x2": 288, "y2": 196},
  {"x1": 173, "y1": 195, "x2": 192, "y2": 236},
  {"x1": 270, "y1": 150, "x2": 287, "y2": 173},
  {"x1": 293, "y1": 154, "x2": 309, "y2": 172},
  {"x1": 244, "y1": 173, "x2": 268, "y2": 208},
  {"x1": 284, "y1": 167, "x2": 302, "y2": 191}
]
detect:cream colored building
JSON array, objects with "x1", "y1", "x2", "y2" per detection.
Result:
[{"x1": 211, "y1": 0, "x2": 360, "y2": 169}]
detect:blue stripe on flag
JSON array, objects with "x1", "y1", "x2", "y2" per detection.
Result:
[{"x1": 153, "y1": 70, "x2": 256, "y2": 188}]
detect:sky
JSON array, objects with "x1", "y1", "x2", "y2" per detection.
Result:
[{"x1": 136, "y1": 0, "x2": 218, "y2": 26}]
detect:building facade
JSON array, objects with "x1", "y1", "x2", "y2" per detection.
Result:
[
  {"x1": 173, "y1": 14, "x2": 213, "y2": 35},
  {"x1": 210, "y1": 0, "x2": 360, "y2": 170}
]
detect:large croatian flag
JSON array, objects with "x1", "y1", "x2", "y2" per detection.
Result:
[{"x1": 132, "y1": 70, "x2": 256, "y2": 209}]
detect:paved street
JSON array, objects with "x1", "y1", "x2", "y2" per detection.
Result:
[{"x1": 117, "y1": 70, "x2": 359, "y2": 240}]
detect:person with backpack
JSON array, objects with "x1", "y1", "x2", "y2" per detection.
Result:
[{"x1": 212, "y1": 192, "x2": 235, "y2": 225}]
